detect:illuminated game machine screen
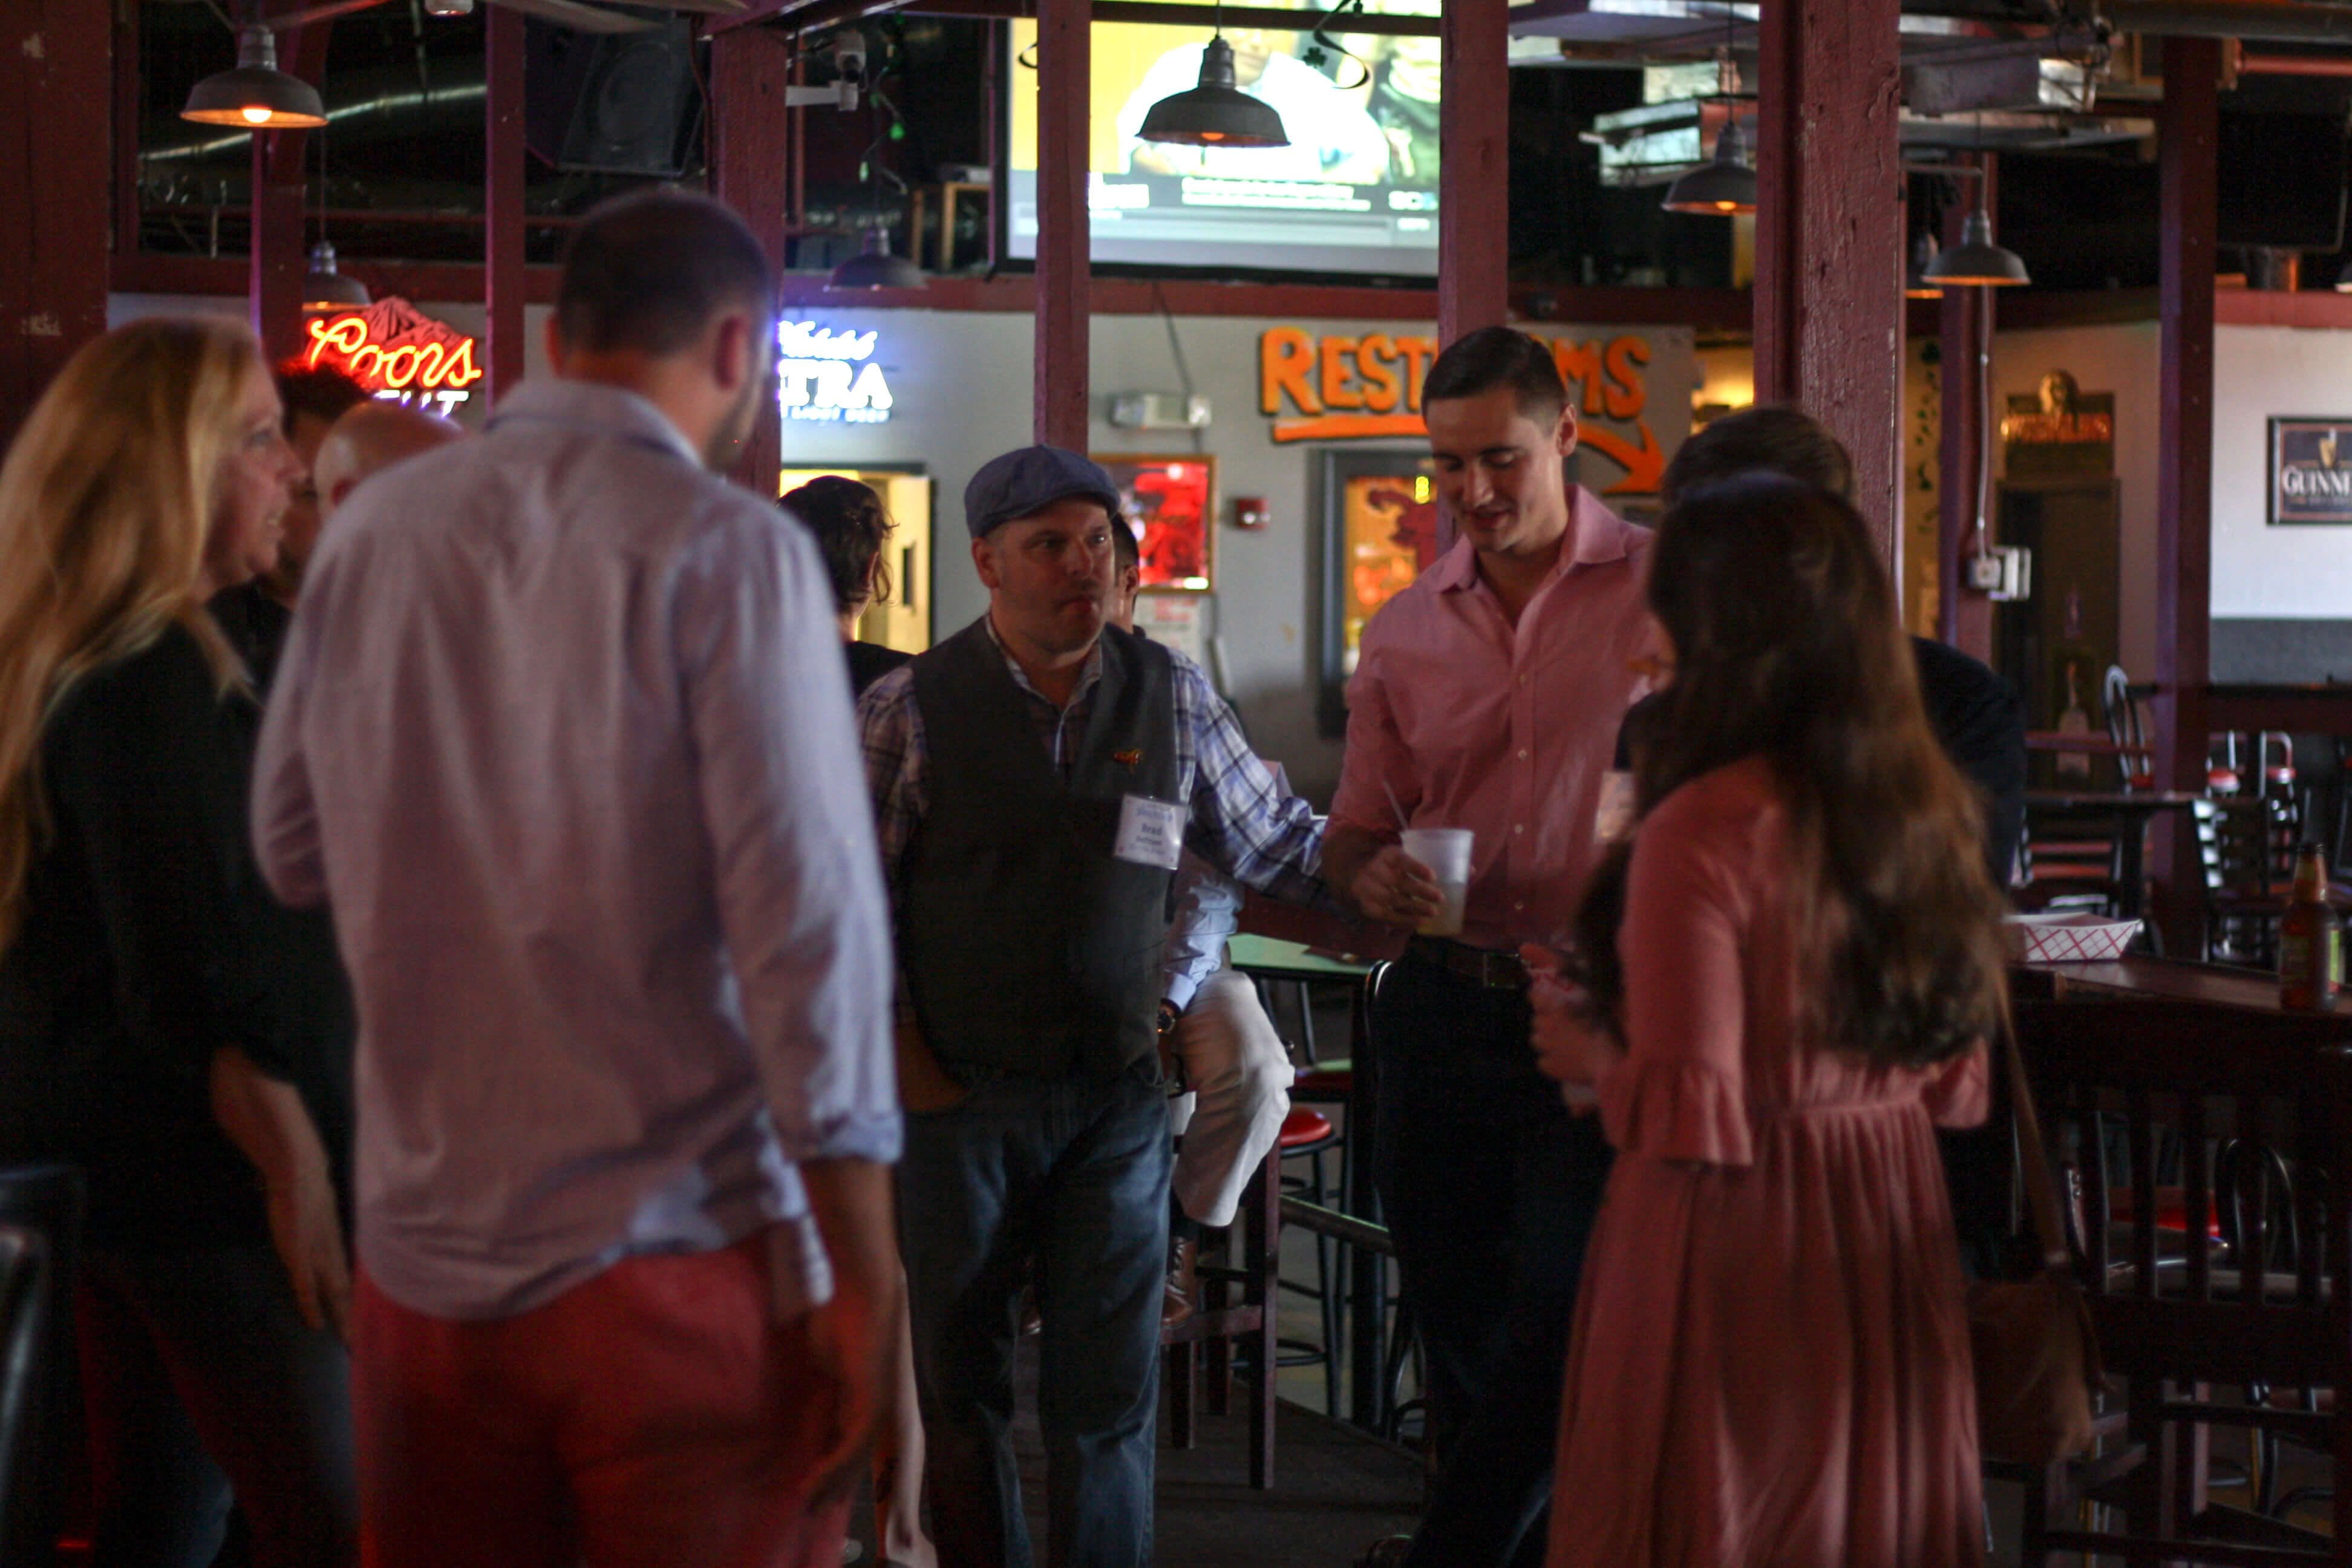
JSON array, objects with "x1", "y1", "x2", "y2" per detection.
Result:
[{"x1": 1005, "y1": 4, "x2": 1440, "y2": 276}]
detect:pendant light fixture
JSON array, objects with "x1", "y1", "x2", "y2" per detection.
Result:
[
  {"x1": 2334, "y1": 257, "x2": 2352, "y2": 293},
  {"x1": 830, "y1": 230, "x2": 926, "y2": 290},
  {"x1": 1137, "y1": 5, "x2": 1289, "y2": 149},
  {"x1": 1923, "y1": 207, "x2": 2031, "y2": 287},
  {"x1": 301, "y1": 126, "x2": 368, "y2": 312},
  {"x1": 1924, "y1": 128, "x2": 2028, "y2": 288},
  {"x1": 1661, "y1": 118, "x2": 1757, "y2": 216},
  {"x1": 1661, "y1": 20, "x2": 1753, "y2": 218},
  {"x1": 182, "y1": 22, "x2": 327, "y2": 129},
  {"x1": 827, "y1": 38, "x2": 926, "y2": 292}
]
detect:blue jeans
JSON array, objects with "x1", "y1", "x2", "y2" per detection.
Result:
[
  {"x1": 1372, "y1": 958, "x2": 1612, "y2": 1568},
  {"x1": 897, "y1": 1067, "x2": 1171, "y2": 1568},
  {"x1": 77, "y1": 1245, "x2": 356, "y2": 1568}
]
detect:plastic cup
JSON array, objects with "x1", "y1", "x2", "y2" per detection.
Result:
[{"x1": 1399, "y1": 827, "x2": 1474, "y2": 938}]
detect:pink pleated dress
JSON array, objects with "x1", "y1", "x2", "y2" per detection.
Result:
[{"x1": 1549, "y1": 756, "x2": 1988, "y2": 1568}]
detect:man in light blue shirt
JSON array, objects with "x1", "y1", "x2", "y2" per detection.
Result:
[{"x1": 252, "y1": 191, "x2": 902, "y2": 1568}]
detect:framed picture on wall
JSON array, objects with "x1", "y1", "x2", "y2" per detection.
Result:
[
  {"x1": 1094, "y1": 454, "x2": 1215, "y2": 590},
  {"x1": 1317, "y1": 449, "x2": 1440, "y2": 737},
  {"x1": 2269, "y1": 416, "x2": 2352, "y2": 525}
]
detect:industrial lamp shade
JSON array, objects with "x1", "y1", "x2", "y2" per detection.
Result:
[
  {"x1": 830, "y1": 230, "x2": 926, "y2": 291},
  {"x1": 301, "y1": 241, "x2": 370, "y2": 312},
  {"x1": 1137, "y1": 35, "x2": 1289, "y2": 148},
  {"x1": 2336, "y1": 256, "x2": 2352, "y2": 293},
  {"x1": 182, "y1": 27, "x2": 327, "y2": 129},
  {"x1": 1923, "y1": 207, "x2": 2031, "y2": 287},
  {"x1": 1661, "y1": 119, "x2": 1756, "y2": 216}
]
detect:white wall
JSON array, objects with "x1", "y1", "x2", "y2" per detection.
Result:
[
  {"x1": 1988, "y1": 322, "x2": 2163, "y2": 678},
  {"x1": 2212, "y1": 325, "x2": 2352, "y2": 619}
]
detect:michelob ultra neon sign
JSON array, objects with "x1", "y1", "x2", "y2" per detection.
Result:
[
  {"x1": 777, "y1": 321, "x2": 893, "y2": 424},
  {"x1": 302, "y1": 298, "x2": 483, "y2": 413}
]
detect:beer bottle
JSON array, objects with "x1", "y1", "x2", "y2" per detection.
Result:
[{"x1": 2279, "y1": 842, "x2": 2341, "y2": 1011}]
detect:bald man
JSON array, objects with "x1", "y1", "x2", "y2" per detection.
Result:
[{"x1": 314, "y1": 401, "x2": 464, "y2": 523}]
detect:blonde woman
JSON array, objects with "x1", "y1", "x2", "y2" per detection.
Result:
[{"x1": 0, "y1": 319, "x2": 356, "y2": 1567}]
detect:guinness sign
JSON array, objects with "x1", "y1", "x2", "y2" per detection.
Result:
[{"x1": 2270, "y1": 417, "x2": 2352, "y2": 526}]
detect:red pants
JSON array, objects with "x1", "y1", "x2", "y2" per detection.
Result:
[{"x1": 355, "y1": 1233, "x2": 851, "y2": 1568}]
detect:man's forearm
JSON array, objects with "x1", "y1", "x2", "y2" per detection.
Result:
[
  {"x1": 1321, "y1": 822, "x2": 1387, "y2": 918},
  {"x1": 799, "y1": 1156, "x2": 902, "y2": 1301}
]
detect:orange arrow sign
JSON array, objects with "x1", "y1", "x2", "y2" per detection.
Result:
[{"x1": 1580, "y1": 419, "x2": 1666, "y2": 495}]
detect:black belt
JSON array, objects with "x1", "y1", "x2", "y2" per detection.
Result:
[{"x1": 1402, "y1": 936, "x2": 1529, "y2": 990}]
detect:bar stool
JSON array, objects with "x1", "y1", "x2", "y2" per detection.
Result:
[{"x1": 1272, "y1": 1106, "x2": 1343, "y2": 1416}]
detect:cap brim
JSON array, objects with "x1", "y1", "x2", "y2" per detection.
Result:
[{"x1": 976, "y1": 484, "x2": 1127, "y2": 537}]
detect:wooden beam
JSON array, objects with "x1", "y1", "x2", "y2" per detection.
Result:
[
  {"x1": 2152, "y1": 36, "x2": 2221, "y2": 956},
  {"x1": 1753, "y1": 0, "x2": 1905, "y2": 566},
  {"x1": 711, "y1": 24, "x2": 796, "y2": 495},
  {"x1": 1937, "y1": 153, "x2": 1995, "y2": 664},
  {"x1": 250, "y1": 22, "x2": 333, "y2": 363},
  {"x1": 114, "y1": 251, "x2": 563, "y2": 305},
  {"x1": 1437, "y1": 0, "x2": 1509, "y2": 347},
  {"x1": 485, "y1": 5, "x2": 527, "y2": 404},
  {"x1": 710, "y1": 0, "x2": 1442, "y2": 36},
  {"x1": 0, "y1": 0, "x2": 111, "y2": 442},
  {"x1": 1032, "y1": 0, "x2": 1088, "y2": 448}
]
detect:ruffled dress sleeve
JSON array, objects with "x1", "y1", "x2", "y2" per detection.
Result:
[
  {"x1": 1920, "y1": 1040, "x2": 1990, "y2": 1129},
  {"x1": 1595, "y1": 785, "x2": 1756, "y2": 1168}
]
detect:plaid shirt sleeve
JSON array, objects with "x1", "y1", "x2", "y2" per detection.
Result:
[
  {"x1": 1171, "y1": 653, "x2": 1332, "y2": 910},
  {"x1": 854, "y1": 664, "x2": 926, "y2": 901}
]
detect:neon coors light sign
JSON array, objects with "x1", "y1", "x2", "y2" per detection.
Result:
[
  {"x1": 777, "y1": 321, "x2": 893, "y2": 424},
  {"x1": 301, "y1": 298, "x2": 482, "y2": 414}
]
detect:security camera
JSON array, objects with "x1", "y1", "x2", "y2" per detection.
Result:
[{"x1": 832, "y1": 33, "x2": 868, "y2": 82}]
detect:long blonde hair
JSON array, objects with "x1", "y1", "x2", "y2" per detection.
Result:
[{"x1": 0, "y1": 316, "x2": 261, "y2": 953}]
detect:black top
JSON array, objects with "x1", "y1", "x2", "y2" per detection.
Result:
[
  {"x1": 847, "y1": 639, "x2": 914, "y2": 697},
  {"x1": 1613, "y1": 636, "x2": 2027, "y2": 886},
  {"x1": 209, "y1": 581, "x2": 293, "y2": 693},
  {"x1": 0, "y1": 620, "x2": 353, "y2": 1252},
  {"x1": 900, "y1": 621, "x2": 1178, "y2": 1080}
]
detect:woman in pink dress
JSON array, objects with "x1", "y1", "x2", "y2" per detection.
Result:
[{"x1": 1533, "y1": 473, "x2": 2008, "y2": 1568}]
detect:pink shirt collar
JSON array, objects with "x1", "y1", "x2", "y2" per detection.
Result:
[{"x1": 1429, "y1": 487, "x2": 1639, "y2": 595}]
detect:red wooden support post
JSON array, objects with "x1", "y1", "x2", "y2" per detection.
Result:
[
  {"x1": 1436, "y1": 0, "x2": 1508, "y2": 348},
  {"x1": 0, "y1": 0, "x2": 110, "y2": 442},
  {"x1": 1753, "y1": 0, "x2": 1905, "y2": 566},
  {"x1": 712, "y1": 25, "x2": 795, "y2": 495},
  {"x1": 250, "y1": 20, "x2": 332, "y2": 365},
  {"x1": 485, "y1": 5, "x2": 528, "y2": 405},
  {"x1": 2152, "y1": 38, "x2": 2221, "y2": 955},
  {"x1": 1938, "y1": 154, "x2": 1996, "y2": 663},
  {"x1": 1033, "y1": 0, "x2": 1090, "y2": 449}
]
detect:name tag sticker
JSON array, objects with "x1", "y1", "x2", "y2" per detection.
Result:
[
  {"x1": 1595, "y1": 770, "x2": 1638, "y2": 848},
  {"x1": 1114, "y1": 795, "x2": 1186, "y2": 871}
]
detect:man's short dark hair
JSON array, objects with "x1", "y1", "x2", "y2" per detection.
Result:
[
  {"x1": 556, "y1": 190, "x2": 776, "y2": 358},
  {"x1": 1662, "y1": 405, "x2": 1854, "y2": 506},
  {"x1": 1112, "y1": 517, "x2": 1139, "y2": 572},
  {"x1": 783, "y1": 475, "x2": 894, "y2": 616},
  {"x1": 1423, "y1": 326, "x2": 1567, "y2": 423},
  {"x1": 275, "y1": 364, "x2": 370, "y2": 434}
]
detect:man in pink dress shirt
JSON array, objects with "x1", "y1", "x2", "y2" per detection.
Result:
[{"x1": 1325, "y1": 328, "x2": 1656, "y2": 1568}]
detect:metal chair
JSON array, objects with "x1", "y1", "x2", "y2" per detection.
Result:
[{"x1": 2005, "y1": 998, "x2": 2352, "y2": 1565}]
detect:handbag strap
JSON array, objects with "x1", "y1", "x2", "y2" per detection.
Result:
[{"x1": 2000, "y1": 1012, "x2": 2073, "y2": 1273}]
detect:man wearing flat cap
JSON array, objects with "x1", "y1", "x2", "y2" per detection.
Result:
[{"x1": 858, "y1": 445, "x2": 1328, "y2": 1568}]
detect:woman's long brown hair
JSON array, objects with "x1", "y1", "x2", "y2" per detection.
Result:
[{"x1": 1572, "y1": 473, "x2": 2007, "y2": 1070}]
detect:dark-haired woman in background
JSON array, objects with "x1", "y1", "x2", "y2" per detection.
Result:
[
  {"x1": 784, "y1": 472, "x2": 933, "y2": 1568},
  {"x1": 785, "y1": 475, "x2": 912, "y2": 697},
  {"x1": 1532, "y1": 474, "x2": 2004, "y2": 1567}
]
